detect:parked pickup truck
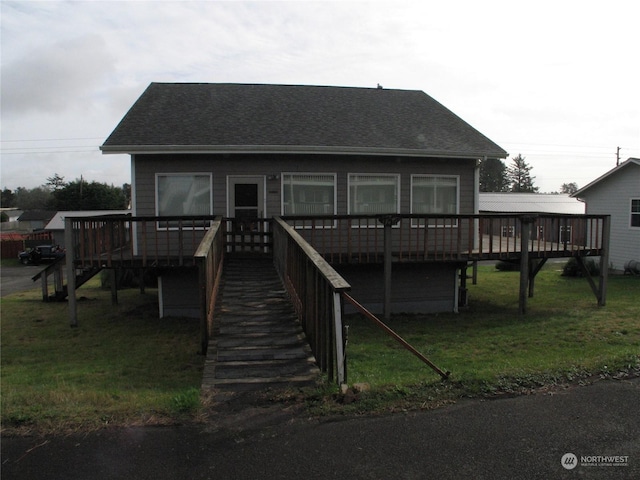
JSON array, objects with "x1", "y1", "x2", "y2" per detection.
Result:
[{"x1": 18, "y1": 245, "x2": 65, "y2": 265}]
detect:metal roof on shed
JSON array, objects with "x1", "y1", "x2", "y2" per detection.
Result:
[{"x1": 479, "y1": 193, "x2": 585, "y2": 214}]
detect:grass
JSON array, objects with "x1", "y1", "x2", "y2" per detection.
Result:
[
  {"x1": 309, "y1": 264, "x2": 640, "y2": 414},
  {"x1": 1, "y1": 278, "x2": 203, "y2": 434},
  {"x1": 1, "y1": 262, "x2": 639, "y2": 432}
]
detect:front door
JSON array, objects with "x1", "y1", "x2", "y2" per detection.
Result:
[{"x1": 228, "y1": 176, "x2": 267, "y2": 251}]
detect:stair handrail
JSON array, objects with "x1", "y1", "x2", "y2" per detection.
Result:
[
  {"x1": 272, "y1": 216, "x2": 351, "y2": 385},
  {"x1": 194, "y1": 216, "x2": 225, "y2": 355}
]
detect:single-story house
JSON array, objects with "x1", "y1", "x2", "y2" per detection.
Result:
[
  {"x1": 572, "y1": 158, "x2": 640, "y2": 273},
  {"x1": 100, "y1": 82, "x2": 511, "y2": 315},
  {"x1": 17, "y1": 210, "x2": 56, "y2": 232}
]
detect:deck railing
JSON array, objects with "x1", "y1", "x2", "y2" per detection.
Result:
[
  {"x1": 66, "y1": 213, "x2": 606, "y2": 268},
  {"x1": 194, "y1": 217, "x2": 225, "y2": 354},
  {"x1": 272, "y1": 217, "x2": 351, "y2": 385},
  {"x1": 281, "y1": 213, "x2": 608, "y2": 262},
  {"x1": 67, "y1": 215, "x2": 219, "y2": 268}
]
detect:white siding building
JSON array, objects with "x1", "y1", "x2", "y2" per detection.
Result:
[{"x1": 573, "y1": 158, "x2": 640, "y2": 273}]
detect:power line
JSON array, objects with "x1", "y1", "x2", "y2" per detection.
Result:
[
  {"x1": 0, "y1": 137, "x2": 103, "y2": 143},
  {"x1": 1, "y1": 149, "x2": 99, "y2": 155}
]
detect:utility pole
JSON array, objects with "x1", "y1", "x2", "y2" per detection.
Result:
[{"x1": 616, "y1": 147, "x2": 620, "y2": 166}]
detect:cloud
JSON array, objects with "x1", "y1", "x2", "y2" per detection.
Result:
[
  {"x1": 0, "y1": 0, "x2": 637, "y2": 194},
  {"x1": 1, "y1": 34, "x2": 116, "y2": 114}
]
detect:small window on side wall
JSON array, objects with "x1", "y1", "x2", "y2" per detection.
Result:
[
  {"x1": 631, "y1": 199, "x2": 640, "y2": 228},
  {"x1": 156, "y1": 173, "x2": 212, "y2": 229}
]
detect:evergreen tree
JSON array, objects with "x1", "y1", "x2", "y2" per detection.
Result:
[
  {"x1": 506, "y1": 154, "x2": 538, "y2": 193},
  {"x1": 14, "y1": 186, "x2": 55, "y2": 210},
  {"x1": 52, "y1": 179, "x2": 127, "y2": 210},
  {"x1": 560, "y1": 182, "x2": 579, "y2": 195},
  {"x1": 45, "y1": 173, "x2": 66, "y2": 191},
  {"x1": 1, "y1": 187, "x2": 16, "y2": 208},
  {"x1": 479, "y1": 158, "x2": 509, "y2": 192}
]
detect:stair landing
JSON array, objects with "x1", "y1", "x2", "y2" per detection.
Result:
[{"x1": 201, "y1": 257, "x2": 320, "y2": 395}]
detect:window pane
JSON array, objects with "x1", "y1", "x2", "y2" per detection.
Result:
[
  {"x1": 235, "y1": 184, "x2": 258, "y2": 207},
  {"x1": 412, "y1": 176, "x2": 458, "y2": 214},
  {"x1": 632, "y1": 199, "x2": 640, "y2": 227},
  {"x1": 349, "y1": 174, "x2": 399, "y2": 214},
  {"x1": 283, "y1": 174, "x2": 335, "y2": 215},
  {"x1": 157, "y1": 174, "x2": 212, "y2": 228}
]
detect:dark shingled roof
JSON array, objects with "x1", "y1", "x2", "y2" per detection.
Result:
[{"x1": 101, "y1": 83, "x2": 507, "y2": 159}]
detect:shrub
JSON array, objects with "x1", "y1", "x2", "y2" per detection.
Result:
[
  {"x1": 561, "y1": 257, "x2": 600, "y2": 277},
  {"x1": 495, "y1": 261, "x2": 519, "y2": 271}
]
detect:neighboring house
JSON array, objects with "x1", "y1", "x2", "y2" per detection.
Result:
[
  {"x1": 101, "y1": 82, "x2": 508, "y2": 315},
  {"x1": 572, "y1": 158, "x2": 640, "y2": 273},
  {"x1": 17, "y1": 210, "x2": 56, "y2": 231},
  {"x1": 0, "y1": 208, "x2": 25, "y2": 232},
  {"x1": 44, "y1": 210, "x2": 131, "y2": 247},
  {"x1": 479, "y1": 193, "x2": 585, "y2": 244}
]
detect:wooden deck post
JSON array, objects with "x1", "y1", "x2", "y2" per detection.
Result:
[
  {"x1": 110, "y1": 269, "x2": 118, "y2": 305},
  {"x1": 54, "y1": 263, "x2": 64, "y2": 298},
  {"x1": 64, "y1": 217, "x2": 78, "y2": 327},
  {"x1": 40, "y1": 273, "x2": 49, "y2": 302},
  {"x1": 380, "y1": 215, "x2": 400, "y2": 320},
  {"x1": 598, "y1": 215, "x2": 611, "y2": 306},
  {"x1": 332, "y1": 291, "x2": 346, "y2": 385},
  {"x1": 518, "y1": 216, "x2": 534, "y2": 315},
  {"x1": 139, "y1": 268, "x2": 146, "y2": 294},
  {"x1": 197, "y1": 258, "x2": 208, "y2": 355}
]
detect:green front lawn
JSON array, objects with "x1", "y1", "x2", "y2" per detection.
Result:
[
  {"x1": 1, "y1": 280, "x2": 203, "y2": 434},
  {"x1": 340, "y1": 265, "x2": 639, "y2": 410},
  {"x1": 2, "y1": 263, "x2": 639, "y2": 431}
]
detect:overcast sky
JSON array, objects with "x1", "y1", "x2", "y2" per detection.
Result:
[{"x1": 1, "y1": 0, "x2": 638, "y2": 194}]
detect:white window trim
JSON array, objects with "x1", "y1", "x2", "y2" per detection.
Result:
[
  {"x1": 155, "y1": 172, "x2": 213, "y2": 230},
  {"x1": 410, "y1": 174, "x2": 460, "y2": 228}
]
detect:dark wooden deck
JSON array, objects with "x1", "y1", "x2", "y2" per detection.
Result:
[{"x1": 64, "y1": 214, "x2": 607, "y2": 269}]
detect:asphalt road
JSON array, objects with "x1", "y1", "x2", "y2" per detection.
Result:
[
  {"x1": 0, "y1": 264, "x2": 41, "y2": 297},
  {"x1": 2, "y1": 377, "x2": 639, "y2": 480}
]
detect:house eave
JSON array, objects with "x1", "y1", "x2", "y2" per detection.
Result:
[{"x1": 100, "y1": 144, "x2": 507, "y2": 160}]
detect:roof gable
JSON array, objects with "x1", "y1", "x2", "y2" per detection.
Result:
[
  {"x1": 101, "y1": 83, "x2": 507, "y2": 159},
  {"x1": 573, "y1": 158, "x2": 640, "y2": 197}
]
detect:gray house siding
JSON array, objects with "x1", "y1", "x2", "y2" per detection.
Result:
[
  {"x1": 578, "y1": 163, "x2": 640, "y2": 272},
  {"x1": 132, "y1": 153, "x2": 476, "y2": 218},
  {"x1": 130, "y1": 153, "x2": 477, "y2": 259}
]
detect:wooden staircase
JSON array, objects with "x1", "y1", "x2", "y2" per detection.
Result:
[
  {"x1": 201, "y1": 256, "x2": 321, "y2": 394},
  {"x1": 31, "y1": 256, "x2": 101, "y2": 301}
]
